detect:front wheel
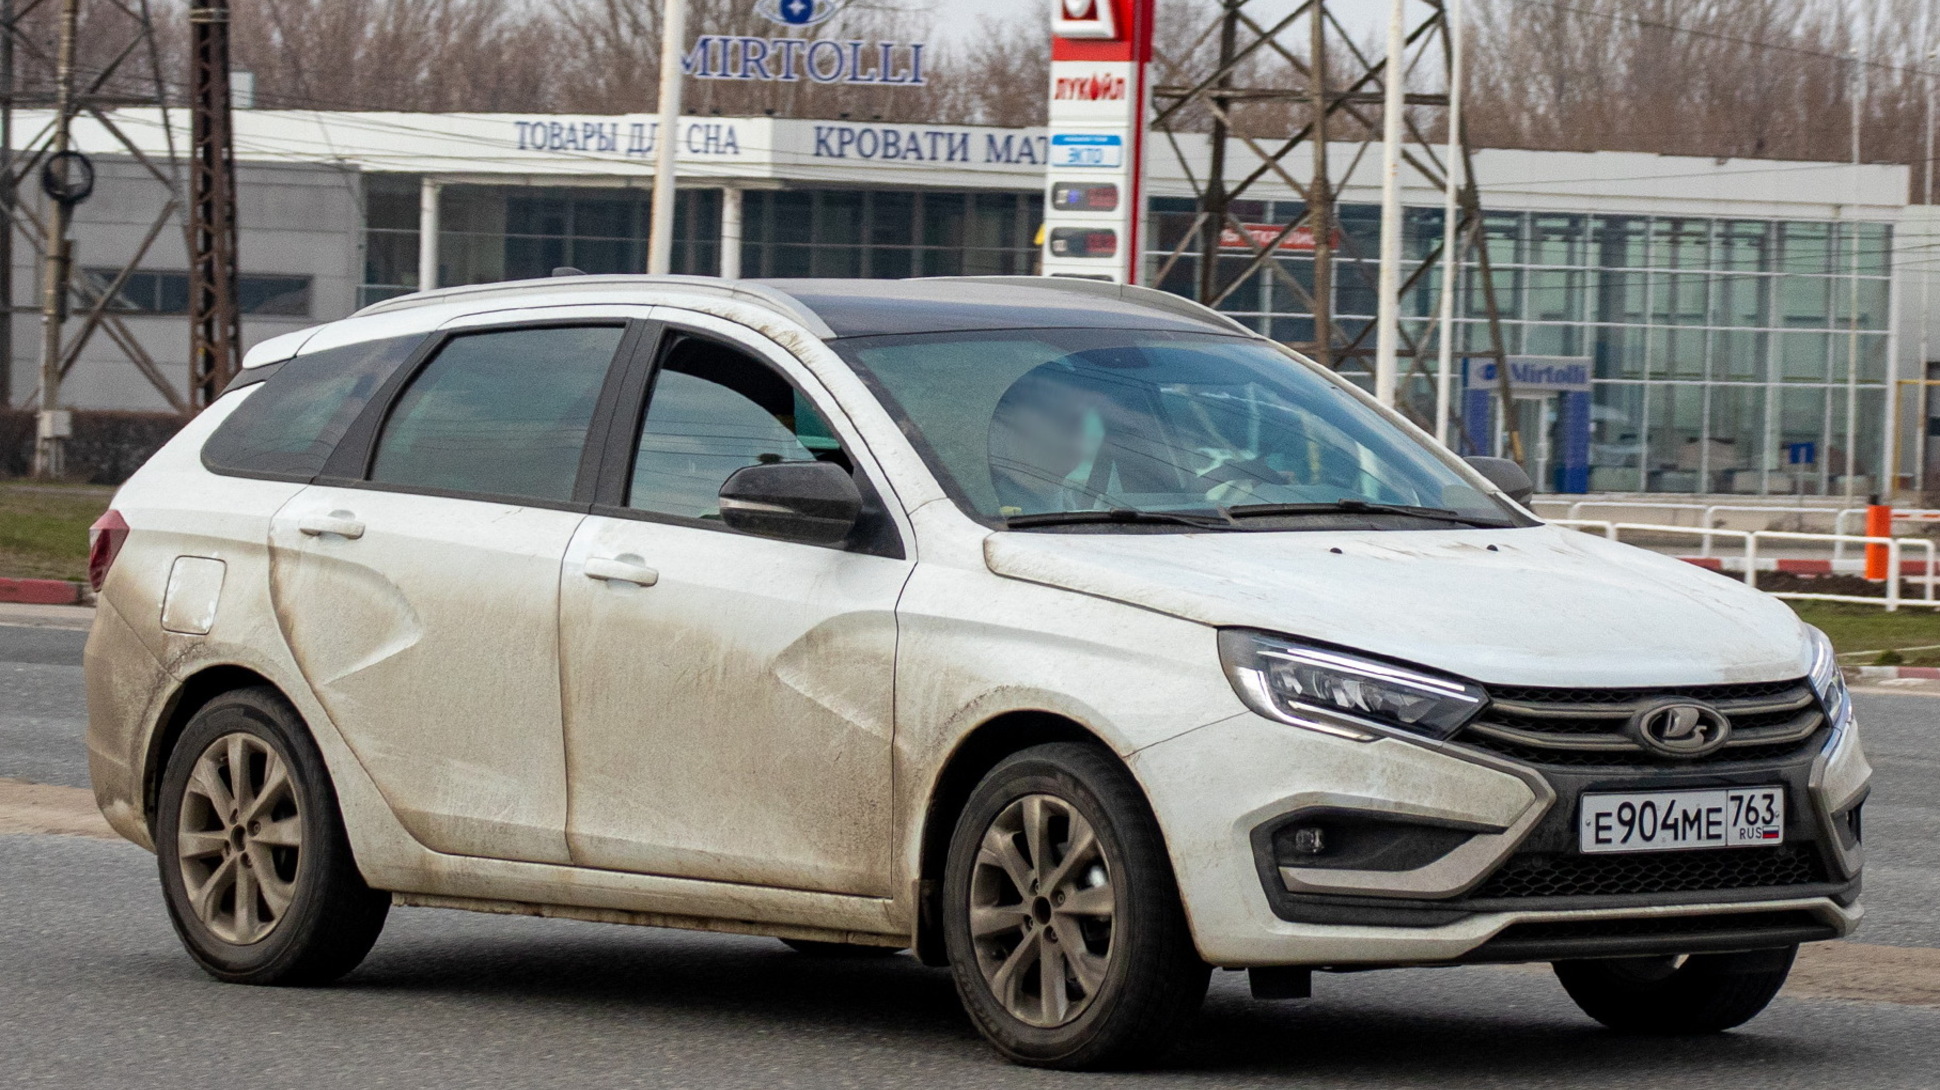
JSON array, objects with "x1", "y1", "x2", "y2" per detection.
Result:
[
  {"x1": 941, "y1": 743, "x2": 1209, "y2": 1070},
  {"x1": 1553, "y1": 946, "x2": 1797, "y2": 1033},
  {"x1": 155, "y1": 687, "x2": 390, "y2": 985}
]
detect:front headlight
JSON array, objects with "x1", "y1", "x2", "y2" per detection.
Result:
[
  {"x1": 1218, "y1": 629, "x2": 1488, "y2": 742},
  {"x1": 1805, "y1": 626, "x2": 1853, "y2": 731}
]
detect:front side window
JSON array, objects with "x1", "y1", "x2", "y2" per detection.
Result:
[
  {"x1": 369, "y1": 325, "x2": 625, "y2": 502},
  {"x1": 837, "y1": 328, "x2": 1520, "y2": 530},
  {"x1": 628, "y1": 335, "x2": 849, "y2": 520}
]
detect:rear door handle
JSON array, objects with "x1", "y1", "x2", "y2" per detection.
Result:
[
  {"x1": 584, "y1": 555, "x2": 659, "y2": 587},
  {"x1": 297, "y1": 513, "x2": 365, "y2": 540}
]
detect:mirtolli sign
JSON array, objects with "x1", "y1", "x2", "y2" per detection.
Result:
[
  {"x1": 682, "y1": 0, "x2": 928, "y2": 85},
  {"x1": 1041, "y1": 0, "x2": 1154, "y2": 283}
]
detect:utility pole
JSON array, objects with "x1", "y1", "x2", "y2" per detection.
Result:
[
  {"x1": 1149, "y1": 0, "x2": 1507, "y2": 444},
  {"x1": 1844, "y1": 46, "x2": 1863, "y2": 503},
  {"x1": 647, "y1": 0, "x2": 685, "y2": 275},
  {"x1": 0, "y1": 0, "x2": 14, "y2": 411},
  {"x1": 1922, "y1": 25, "x2": 1937, "y2": 495},
  {"x1": 32, "y1": 0, "x2": 81, "y2": 477},
  {"x1": 189, "y1": 0, "x2": 241, "y2": 406},
  {"x1": 1434, "y1": 0, "x2": 1464, "y2": 444},
  {"x1": 1373, "y1": 0, "x2": 1408, "y2": 407},
  {"x1": 1309, "y1": 3, "x2": 1333, "y2": 374}
]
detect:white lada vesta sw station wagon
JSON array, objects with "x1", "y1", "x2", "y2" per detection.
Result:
[{"x1": 83, "y1": 275, "x2": 1868, "y2": 1069}]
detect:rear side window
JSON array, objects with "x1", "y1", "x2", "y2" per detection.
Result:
[
  {"x1": 369, "y1": 325, "x2": 626, "y2": 503},
  {"x1": 201, "y1": 335, "x2": 421, "y2": 480}
]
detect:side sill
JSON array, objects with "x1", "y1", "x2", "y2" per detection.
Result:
[{"x1": 392, "y1": 892, "x2": 911, "y2": 949}]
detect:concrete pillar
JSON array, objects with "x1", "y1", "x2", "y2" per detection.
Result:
[
  {"x1": 719, "y1": 186, "x2": 743, "y2": 280},
  {"x1": 417, "y1": 177, "x2": 442, "y2": 292}
]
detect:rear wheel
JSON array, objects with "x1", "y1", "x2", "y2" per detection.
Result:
[
  {"x1": 1553, "y1": 946, "x2": 1797, "y2": 1033},
  {"x1": 155, "y1": 687, "x2": 389, "y2": 985},
  {"x1": 942, "y1": 743, "x2": 1209, "y2": 1070}
]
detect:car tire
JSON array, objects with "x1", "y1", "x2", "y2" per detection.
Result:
[
  {"x1": 941, "y1": 742, "x2": 1210, "y2": 1070},
  {"x1": 1553, "y1": 946, "x2": 1797, "y2": 1033},
  {"x1": 155, "y1": 686, "x2": 390, "y2": 986},
  {"x1": 778, "y1": 938, "x2": 904, "y2": 957}
]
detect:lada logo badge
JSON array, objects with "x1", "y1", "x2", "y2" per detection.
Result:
[{"x1": 1628, "y1": 699, "x2": 1732, "y2": 758}]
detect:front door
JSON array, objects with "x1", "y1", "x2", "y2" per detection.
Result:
[
  {"x1": 269, "y1": 322, "x2": 632, "y2": 865},
  {"x1": 558, "y1": 326, "x2": 912, "y2": 896}
]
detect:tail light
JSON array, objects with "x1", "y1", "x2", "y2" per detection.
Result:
[{"x1": 87, "y1": 510, "x2": 129, "y2": 593}]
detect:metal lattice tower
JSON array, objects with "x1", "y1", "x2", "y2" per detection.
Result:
[
  {"x1": 188, "y1": 0, "x2": 239, "y2": 407},
  {"x1": 8, "y1": 0, "x2": 186, "y2": 474},
  {"x1": 1147, "y1": 0, "x2": 1516, "y2": 453}
]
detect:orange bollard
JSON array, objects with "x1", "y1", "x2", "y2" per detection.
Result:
[{"x1": 1865, "y1": 501, "x2": 1892, "y2": 582}]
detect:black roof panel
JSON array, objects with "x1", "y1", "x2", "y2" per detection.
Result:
[{"x1": 756, "y1": 278, "x2": 1240, "y2": 338}]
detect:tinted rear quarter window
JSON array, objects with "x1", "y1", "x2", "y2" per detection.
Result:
[{"x1": 202, "y1": 335, "x2": 423, "y2": 480}]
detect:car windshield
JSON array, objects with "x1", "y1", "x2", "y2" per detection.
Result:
[{"x1": 834, "y1": 327, "x2": 1520, "y2": 530}]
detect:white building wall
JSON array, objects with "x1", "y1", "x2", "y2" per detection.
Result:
[{"x1": 3, "y1": 157, "x2": 360, "y2": 413}]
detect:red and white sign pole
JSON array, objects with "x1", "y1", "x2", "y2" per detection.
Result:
[{"x1": 1042, "y1": 0, "x2": 1155, "y2": 283}]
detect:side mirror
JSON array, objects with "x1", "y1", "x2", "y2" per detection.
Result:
[
  {"x1": 718, "y1": 461, "x2": 863, "y2": 546},
  {"x1": 1464, "y1": 456, "x2": 1535, "y2": 506}
]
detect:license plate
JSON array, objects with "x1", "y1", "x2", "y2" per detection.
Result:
[{"x1": 1578, "y1": 787, "x2": 1785, "y2": 854}]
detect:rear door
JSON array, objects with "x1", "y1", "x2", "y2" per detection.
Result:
[
  {"x1": 269, "y1": 318, "x2": 642, "y2": 865},
  {"x1": 557, "y1": 316, "x2": 914, "y2": 896}
]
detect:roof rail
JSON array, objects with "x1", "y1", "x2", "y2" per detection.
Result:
[
  {"x1": 352, "y1": 274, "x2": 837, "y2": 338},
  {"x1": 925, "y1": 275, "x2": 1258, "y2": 337}
]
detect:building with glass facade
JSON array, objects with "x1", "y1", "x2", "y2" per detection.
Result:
[
  {"x1": 1143, "y1": 146, "x2": 1905, "y2": 497},
  {"x1": 21, "y1": 110, "x2": 1920, "y2": 499}
]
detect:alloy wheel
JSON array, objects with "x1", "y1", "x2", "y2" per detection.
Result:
[
  {"x1": 175, "y1": 732, "x2": 304, "y2": 945},
  {"x1": 966, "y1": 793, "x2": 1116, "y2": 1028}
]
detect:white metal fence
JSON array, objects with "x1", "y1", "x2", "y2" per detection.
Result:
[
  {"x1": 1550, "y1": 519, "x2": 1940, "y2": 611},
  {"x1": 1535, "y1": 499, "x2": 1940, "y2": 565}
]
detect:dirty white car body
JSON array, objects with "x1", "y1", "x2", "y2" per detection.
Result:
[{"x1": 83, "y1": 275, "x2": 1869, "y2": 1067}]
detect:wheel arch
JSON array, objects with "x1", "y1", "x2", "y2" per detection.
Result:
[
  {"x1": 142, "y1": 664, "x2": 290, "y2": 835},
  {"x1": 912, "y1": 710, "x2": 1130, "y2": 966}
]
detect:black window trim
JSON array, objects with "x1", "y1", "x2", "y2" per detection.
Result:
[
  {"x1": 200, "y1": 335, "x2": 432, "y2": 486},
  {"x1": 587, "y1": 320, "x2": 907, "y2": 560},
  {"x1": 312, "y1": 317, "x2": 646, "y2": 514}
]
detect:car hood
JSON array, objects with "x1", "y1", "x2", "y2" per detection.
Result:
[{"x1": 983, "y1": 524, "x2": 1811, "y2": 687}]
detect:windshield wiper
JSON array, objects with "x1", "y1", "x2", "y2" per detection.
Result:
[
  {"x1": 1222, "y1": 499, "x2": 1515, "y2": 529},
  {"x1": 1002, "y1": 508, "x2": 1240, "y2": 531}
]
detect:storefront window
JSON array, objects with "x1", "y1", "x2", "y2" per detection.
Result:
[{"x1": 1139, "y1": 203, "x2": 1896, "y2": 496}]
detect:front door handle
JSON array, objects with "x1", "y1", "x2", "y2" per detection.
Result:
[
  {"x1": 297, "y1": 513, "x2": 365, "y2": 540},
  {"x1": 584, "y1": 555, "x2": 659, "y2": 587}
]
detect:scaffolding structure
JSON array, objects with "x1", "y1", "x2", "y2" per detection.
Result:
[
  {"x1": 1146, "y1": 0, "x2": 1516, "y2": 455},
  {"x1": 6, "y1": 0, "x2": 187, "y2": 474}
]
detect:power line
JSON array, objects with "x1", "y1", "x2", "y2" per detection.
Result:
[{"x1": 1500, "y1": 0, "x2": 1939, "y2": 82}]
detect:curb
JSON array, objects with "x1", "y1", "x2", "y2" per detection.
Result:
[
  {"x1": 1847, "y1": 665, "x2": 1940, "y2": 680},
  {"x1": 0, "y1": 577, "x2": 84, "y2": 606}
]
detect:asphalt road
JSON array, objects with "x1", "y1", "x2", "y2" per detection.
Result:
[{"x1": 3, "y1": 618, "x2": 1938, "y2": 1088}]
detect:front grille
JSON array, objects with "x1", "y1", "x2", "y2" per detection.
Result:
[
  {"x1": 1471, "y1": 844, "x2": 1827, "y2": 900},
  {"x1": 1459, "y1": 678, "x2": 1825, "y2": 767}
]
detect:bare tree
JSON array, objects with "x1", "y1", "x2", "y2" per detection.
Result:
[
  {"x1": 1466, "y1": 0, "x2": 1936, "y2": 195},
  {"x1": 53, "y1": 0, "x2": 1940, "y2": 203}
]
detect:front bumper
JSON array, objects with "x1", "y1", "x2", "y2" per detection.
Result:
[{"x1": 1130, "y1": 708, "x2": 1869, "y2": 967}]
